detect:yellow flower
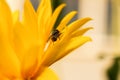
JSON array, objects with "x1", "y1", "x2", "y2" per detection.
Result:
[{"x1": 0, "y1": 0, "x2": 92, "y2": 80}]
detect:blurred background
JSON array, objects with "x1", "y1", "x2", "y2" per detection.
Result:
[{"x1": 6, "y1": 0, "x2": 120, "y2": 80}]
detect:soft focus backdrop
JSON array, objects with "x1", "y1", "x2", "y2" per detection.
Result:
[{"x1": 6, "y1": 0, "x2": 120, "y2": 80}]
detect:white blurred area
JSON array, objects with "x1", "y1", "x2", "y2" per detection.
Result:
[
  {"x1": 6, "y1": 0, "x2": 24, "y2": 11},
  {"x1": 6, "y1": 0, "x2": 120, "y2": 80},
  {"x1": 51, "y1": 0, "x2": 120, "y2": 80},
  {"x1": 6, "y1": 0, "x2": 24, "y2": 19}
]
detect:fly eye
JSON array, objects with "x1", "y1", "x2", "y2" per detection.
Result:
[{"x1": 51, "y1": 36, "x2": 57, "y2": 41}]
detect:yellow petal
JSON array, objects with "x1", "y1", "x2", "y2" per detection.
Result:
[
  {"x1": 13, "y1": 22, "x2": 24, "y2": 57},
  {"x1": 42, "y1": 36, "x2": 91, "y2": 66},
  {"x1": 37, "y1": 0, "x2": 52, "y2": 43},
  {"x1": 0, "y1": 0, "x2": 21, "y2": 78},
  {"x1": 14, "y1": 22, "x2": 35, "y2": 50},
  {"x1": 67, "y1": 17, "x2": 92, "y2": 34},
  {"x1": 21, "y1": 45, "x2": 40, "y2": 78},
  {"x1": 36, "y1": 68, "x2": 59, "y2": 80},
  {"x1": 12, "y1": 11, "x2": 19, "y2": 25},
  {"x1": 0, "y1": 73, "x2": 9, "y2": 80},
  {"x1": 0, "y1": 0, "x2": 13, "y2": 39},
  {"x1": 37, "y1": 0, "x2": 44, "y2": 13},
  {"x1": 60, "y1": 17, "x2": 92, "y2": 41},
  {"x1": 71, "y1": 27, "x2": 93, "y2": 37},
  {"x1": 37, "y1": 3, "x2": 48, "y2": 45},
  {"x1": 46, "y1": 4, "x2": 66, "y2": 40},
  {"x1": 0, "y1": 37, "x2": 21, "y2": 78},
  {"x1": 22, "y1": 0, "x2": 38, "y2": 40},
  {"x1": 37, "y1": 0, "x2": 52, "y2": 24},
  {"x1": 53, "y1": 36, "x2": 92, "y2": 63},
  {"x1": 13, "y1": 22, "x2": 40, "y2": 77},
  {"x1": 57, "y1": 11, "x2": 77, "y2": 31}
]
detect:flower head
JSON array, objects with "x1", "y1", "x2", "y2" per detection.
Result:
[{"x1": 0, "y1": 0, "x2": 92, "y2": 80}]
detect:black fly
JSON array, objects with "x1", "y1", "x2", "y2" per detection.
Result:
[{"x1": 50, "y1": 29, "x2": 61, "y2": 42}]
